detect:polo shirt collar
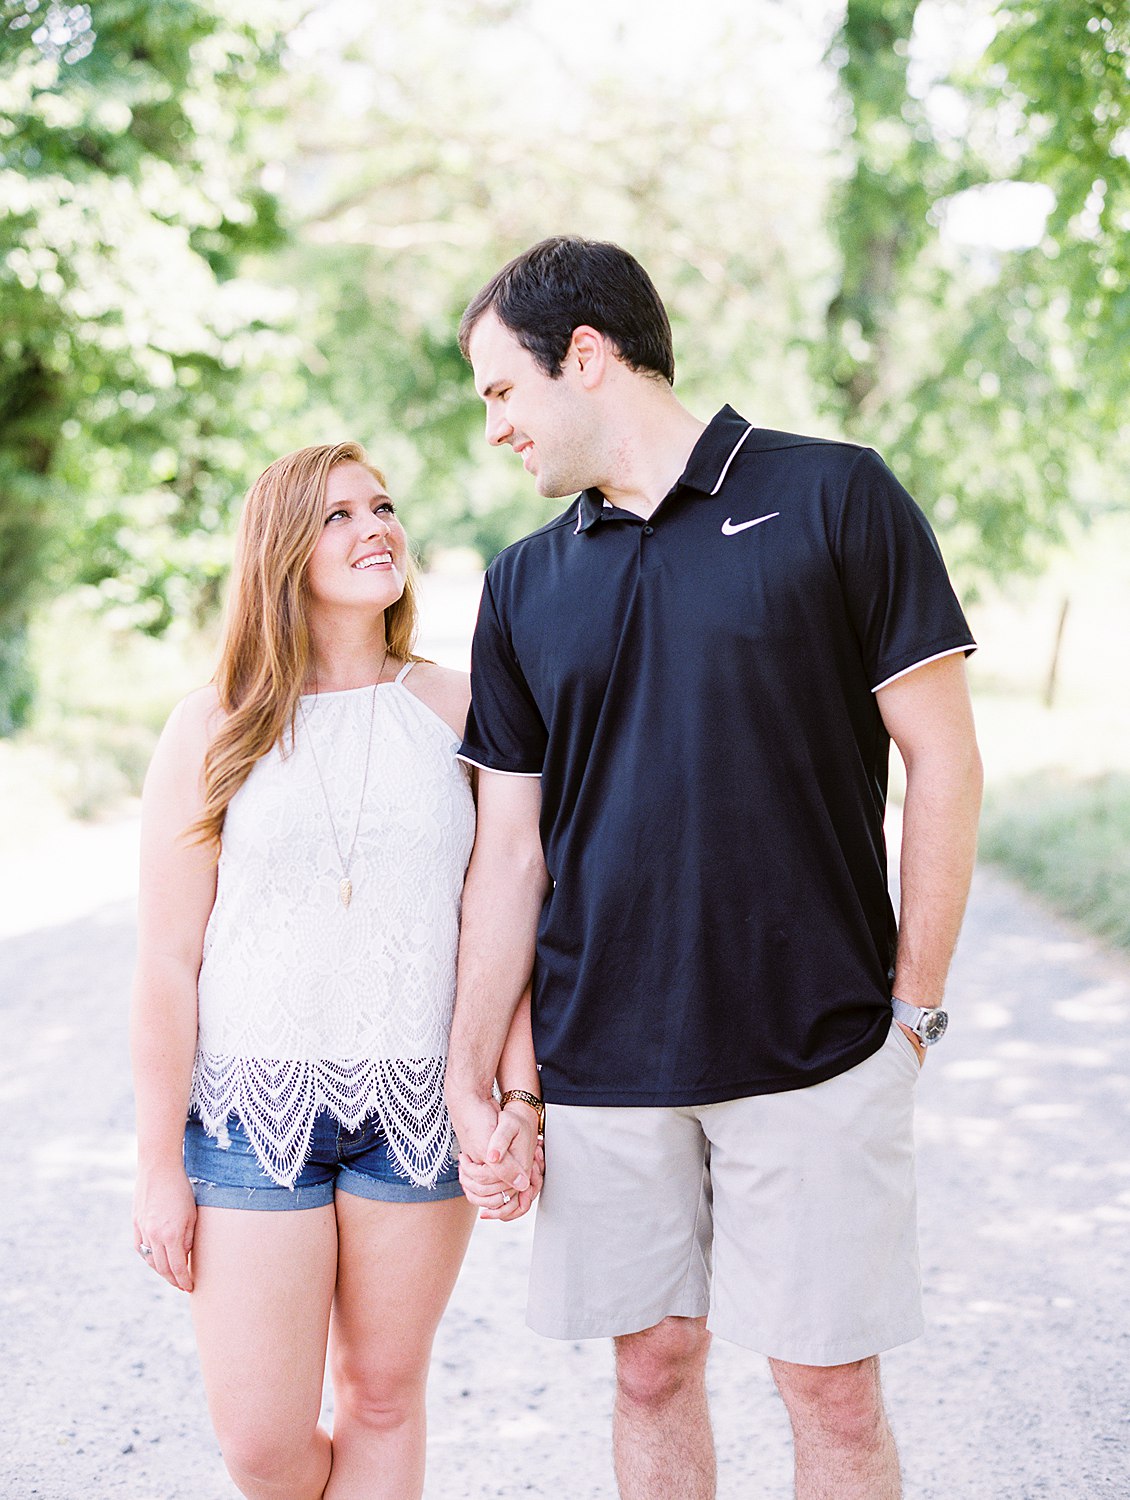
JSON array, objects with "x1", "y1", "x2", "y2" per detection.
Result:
[
  {"x1": 573, "y1": 405, "x2": 754, "y2": 533},
  {"x1": 678, "y1": 405, "x2": 755, "y2": 495},
  {"x1": 574, "y1": 490, "x2": 612, "y2": 533}
]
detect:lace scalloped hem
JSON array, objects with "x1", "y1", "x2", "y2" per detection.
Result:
[{"x1": 189, "y1": 1051, "x2": 455, "y2": 1190}]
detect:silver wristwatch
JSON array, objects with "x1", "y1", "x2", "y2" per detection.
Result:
[{"x1": 892, "y1": 996, "x2": 949, "y2": 1045}]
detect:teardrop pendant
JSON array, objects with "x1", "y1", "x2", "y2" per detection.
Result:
[{"x1": 339, "y1": 877, "x2": 353, "y2": 909}]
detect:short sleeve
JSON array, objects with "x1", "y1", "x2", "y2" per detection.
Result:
[
  {"x1": 458, "y1": 569, "x2": 547, "y2": 775},
  {"x1": 834, "y1": 448, "x2": 976, "y2": 691}
]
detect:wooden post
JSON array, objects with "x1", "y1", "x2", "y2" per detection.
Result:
[{"x1": 1043, "y1": 597, "x2": 1070, "y2": 709}]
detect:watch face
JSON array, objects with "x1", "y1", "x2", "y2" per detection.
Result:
[{"x1": 922, "y1": 1009, "x2": 949, "y2": 1044}]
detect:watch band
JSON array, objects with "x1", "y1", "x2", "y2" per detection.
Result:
[
  {"x1": 891, "y1": 996, "x2": 948, "y2": 1044},
  {"x1": 891, "y1": 997, "x2": 929, "y2": 1028},
  {"x1": 499, "y1": 1088, "x2": 545, "y2": 1135}
]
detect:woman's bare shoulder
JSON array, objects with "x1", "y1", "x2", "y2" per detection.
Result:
[
  {"x1": 147, "y1": 685, "x2": 224, "y2": 782},
  {"x1": 173, "y1": 682, "x2": 223, "y2": 725},
  {"x1": 161, "y1": 683, "x2": 225, "y2": 746},
  {"x1": 403, "y1": 661, "x2": 471, "y2": 738}
]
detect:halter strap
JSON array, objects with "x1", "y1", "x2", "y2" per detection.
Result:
[{"x1": 394, "y1": 660, "x2": 415, "y2": 685}]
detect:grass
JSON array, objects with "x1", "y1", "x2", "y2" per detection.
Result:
[
  {"x1": 960, "y1": 509, "x2": 1130, "y2": 952},
  {"x1": 979, "y1": 772, "x2": 1130, "y2": 951}
]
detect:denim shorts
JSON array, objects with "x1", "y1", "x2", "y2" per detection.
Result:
[{"x1": 184, "y1": 1110, "x2": 464, "y2": 1211}]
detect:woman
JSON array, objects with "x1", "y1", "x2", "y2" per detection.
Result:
[{"x1": 131, "y1": 442, "x2": 542, "y2": 1500}]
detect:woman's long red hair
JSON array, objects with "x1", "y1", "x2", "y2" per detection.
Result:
[{"x1": 188, "y1": 442, "x2": 421, "y2": 851}]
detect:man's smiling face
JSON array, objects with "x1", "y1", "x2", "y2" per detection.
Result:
[{"x1": 468, "y1": 311, "x2": 600, "y2": 499}]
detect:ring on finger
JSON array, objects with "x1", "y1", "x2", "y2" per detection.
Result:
[
  {"x1": 138, "y1": 1245, "x2": 154, "y2": 1257},
  {"x1": 501, "y1": 1191, "x2": 512, "y2": 1205}
]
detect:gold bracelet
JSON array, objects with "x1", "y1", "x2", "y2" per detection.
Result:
[{"x1": 499, "y1": 1088, "x2": 545, "y2": 1135}]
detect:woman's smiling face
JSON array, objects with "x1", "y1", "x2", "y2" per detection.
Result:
[{"x1": 304, "y1": 460, "x2": 409, "y2": 618}]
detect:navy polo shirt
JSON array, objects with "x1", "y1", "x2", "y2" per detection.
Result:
[{"x1": 460, "y1": 405, "x2": 976, "y2": 1106}]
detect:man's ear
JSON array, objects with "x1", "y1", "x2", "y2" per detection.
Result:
[{"x1": 567, "y1": 325, "x2": 609, "y2": 389}]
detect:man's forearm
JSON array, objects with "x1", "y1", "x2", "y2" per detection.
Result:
[
  {"x1": 892, "y1": 744, "x2": 983, "y2": 1004},
  {"x1": 447, "y1": 845, "x2": 548, "y2": 1100}
]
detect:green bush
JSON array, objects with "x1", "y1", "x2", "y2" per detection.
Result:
[
  {"x1": 979, "y1": 773, "x2": 1130, "y2": 951},
  {"x1": 0, "y1": 625, "x2": 35, "y2": 736}
]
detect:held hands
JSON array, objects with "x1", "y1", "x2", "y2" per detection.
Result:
[
  {"x1": 132, "y1": 1165, "x2": 197, "y2": 1292},
  {"x1": 458, "y1": 1099, "x2": 544, "y2": 1222}
]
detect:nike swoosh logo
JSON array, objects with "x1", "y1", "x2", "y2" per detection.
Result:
[{"x1": 721, "y1": 512, "x2": 780, "y2": 535}]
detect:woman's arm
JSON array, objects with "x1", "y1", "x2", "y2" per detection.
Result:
[
  {"x1": 130, "y1": 688, "x2": 221, "y2": 1292},
  {"x1": 497, "y1": 986, "x2": 539, "y2": 1094}
]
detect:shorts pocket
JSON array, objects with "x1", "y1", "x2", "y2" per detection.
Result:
[{"x1": 889, "y1": 1019, "x2": 924, "y2": 1072}]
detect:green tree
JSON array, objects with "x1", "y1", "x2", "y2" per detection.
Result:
[
  {"x1": 0, "y1": 0, "x2": 294, "y2": 729},
  {"x1": 275, "y1": 0, "x2": 836, "y2": 562},
  {"x1": 984, "y1": 1, "x2": 1129, "y2": 429},
  {"x1": 820, "y1": 0, "x2": 1129, "y2": 588}
]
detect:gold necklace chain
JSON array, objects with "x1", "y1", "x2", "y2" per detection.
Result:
[{"x1": 298, "y1": 648, "x2": 387, "y2": 909}]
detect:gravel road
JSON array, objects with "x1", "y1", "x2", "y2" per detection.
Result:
[{"x1": 2, "y1": 812, "x2": 1128, "y2": 1499}]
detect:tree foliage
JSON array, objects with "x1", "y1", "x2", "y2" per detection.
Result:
[
  {"x1": 2, "y1": 0, "x2": 1127, "y2": 733},
  {"x1": 820, "y1": 0, "x2": 937, "y2": 414},
  {"x1": 821, "y1": 0, "x2": 1129, "y2": 589},
  {"x1": 985, "y1": 1, "x2": 1129, "y2": 427},
  {"x1": 0, "y1": 0, "x2": 295, "y2": 728},
  {"x1": 277, "y1": 0, "x2": 835, "y2": 561}
]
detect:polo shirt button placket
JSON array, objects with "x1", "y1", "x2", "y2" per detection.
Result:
[{"x1": 642, "y1": 524, "x2": 655, "y2": 536}]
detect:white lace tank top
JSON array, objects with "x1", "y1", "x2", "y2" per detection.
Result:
[{"x1": 190, "y1": 663, "x2": 476, "y2": 1188}]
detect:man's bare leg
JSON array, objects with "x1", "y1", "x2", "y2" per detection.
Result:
[
  {"x1": 613, "y1": 1316, "x2": 715, "y2": 1500},
  {"x1": 770, "y1": 1355, "x2": 900, "y2": 1500}
]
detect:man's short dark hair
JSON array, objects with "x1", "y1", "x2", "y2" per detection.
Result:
[{"x1": 458, "y1": 236, "x2": 675, "y2": 385}]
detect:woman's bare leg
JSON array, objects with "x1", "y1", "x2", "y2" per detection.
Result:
[
  {"x1": 324, "y1": 1191, "x2": 475, "y2": 1500},
  {"x1": 190, "y1": 1203, "x2": 338, "y2": 1499}
]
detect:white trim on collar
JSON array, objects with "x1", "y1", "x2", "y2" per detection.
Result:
[
  {"x1": 709, "y1": 423, "x2": 755, "y2": 496},
  {"x1": 574, "y1": 497, "x2": 616, "y2": 535}
]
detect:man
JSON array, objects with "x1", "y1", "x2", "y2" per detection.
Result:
[{"x1": 445, "y1": 236, "x2": 982, "y2": 1500}]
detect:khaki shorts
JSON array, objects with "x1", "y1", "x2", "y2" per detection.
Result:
[{"x1": 527, "y1": 1020, "x2": 924, "y2": 1367}]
